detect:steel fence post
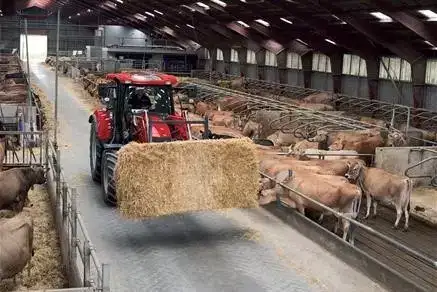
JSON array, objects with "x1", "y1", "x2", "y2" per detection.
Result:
[
  {"x1": 56, "y1": 149, "x2": 61, "y2": 198},
  {"x1": 70, "y1": 188, "x2": 78, "y2": 266},
  {"x1": 83, "y1": 240, "x2": 91, "y2": 287},
  {"x1": 102, "y1": 264, "x2": 110, "y2": 292}
]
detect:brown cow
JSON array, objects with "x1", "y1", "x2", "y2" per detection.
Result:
[
  {"x1": 260, "y1": 169, "x2": 361, "y2": 243},
  {"x1": 266, "y1": 131, "x2": 303, "y2": 147},
  {"x1": 217, "y1": 96, "x2": 248, "y2": 113},
  {"x1": 301, "y1": 92, "x2": 335, "y2": 105},
  {"x1": 242, "y1": 120, "x2": 262, "y2": 138},
  {"x1": 345, "y1": 161, "x2": 413, "y2": 230},
  {"x1": 0, "y1": 210, "x2": 34, "y2": 282},
  {"x1": 0, "y1": 166, "x2": 47, "y2": 213}
]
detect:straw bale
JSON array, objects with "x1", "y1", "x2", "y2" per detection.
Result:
[
  {"x1": 0, "y1": 186, "x2": 67, "y2": 291},
  {"x1": 115, "y1": 138, "x2": 260, "y2": 218}
]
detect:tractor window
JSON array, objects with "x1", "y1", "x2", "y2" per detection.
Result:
[{"x1": 128, "y1": 86, "x2": 172, "y2": 115}]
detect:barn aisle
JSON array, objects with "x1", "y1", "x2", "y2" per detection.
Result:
[{"x1": 27, "y1": 61, "x2": 385, "y2": 292}]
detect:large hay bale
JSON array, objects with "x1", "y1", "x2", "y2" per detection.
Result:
[{"x1": 115, "y1": 138, "x2": 260, "y2": 218}]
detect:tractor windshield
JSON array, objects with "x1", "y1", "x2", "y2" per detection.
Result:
[{"x1": 127, "y1": 85, "x2": 173, "y2": 115}]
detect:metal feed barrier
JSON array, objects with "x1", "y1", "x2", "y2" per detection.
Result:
[
  {"x1": 46, "y1": 138, "x2": 110, "y2": 291},
  {"x1": 0, "y1": 129, "x2": 110, "y2": 291},
  {"x1": 191, "y1": 70, "x2": 437, "y2": 134},
  {"x1": 260, "y1": 171, "x2": 437, "y2": 292}
]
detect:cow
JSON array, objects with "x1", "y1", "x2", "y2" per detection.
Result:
[
  {"x1": 345, "y1": 161, "x2": 413, "y2": 230},
  {"x1": 308, "y1": 128, "x2": 406, "y2": 164},
  {"x1": 217, "y1": 96, "x2": 248, "y2": 113},
  {"x1": 242, "y1": 120, "x2": 262, "y2": 138},
  {"x1": 266, "y1": 131, "x2": 303, "y2": 147},
  {"x1": 260, "y1": 169, "x2": 361, "y2": 243},
  {"x1": 0, "y1": 210, "x2": 34, "y2": 283},
  {"x1": 0, "y1": 166, "x2": 47, "y2": 213},
  {"x1": 195, "y1": 101, "x2": 216, "y2": 116},
  {"x1": 297, "y1": 102, "x2": 334, "y2": 111},
  {"x1": 301, "y1": 92, "x2": 335, "y2": 105}
]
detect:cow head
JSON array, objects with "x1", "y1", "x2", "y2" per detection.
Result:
[
  {"x1": 387, "y1": 130, "x2": 407, "y2": 147},
  {"x1": 308, "y1": 130, "x2": 328, "y2": 143},
  {"x1": 328, "y1": 137, "x2": 345, "y2": 151},
  {"x1": 345, "y1": 161, "x2": 364, "y2": 181},
  {"x1": 30, "y1": 166, "x2": 48, "y2": 185}
]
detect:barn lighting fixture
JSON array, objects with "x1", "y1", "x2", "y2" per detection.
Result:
[
  {"x1": 196, "y1": 2, "x2": 210, "y2": 10},
  {"x1": 186, "y1": 24, "x2": 195, "y2": 29},
  {"x1": 134, "y1": 13, "x2": 147, "y2": 21},
  {"x1": 237, "y1": 20, "x2": 250, "y2": 28},
  {"x1": 77, "y1": 13, "x2": 80, "y2": 16},
  {"x1": 370, "y1": 12, "x2": 393, "y2": 22},
  {"x1": 154, "y1": 9, "x2": 163, "y2": 15},
  {"x1": 296, "y1": 39, "x2": 308, "y2": 46},
  {"x1": 332, "y1": 14, "x2": 347, "y2": 24},
  {"x1": 87, "y1": 9, "x2": 92, "y2": 12},
  {"x1": 116, "y1": 0, "x2": 123, "y2": 3},
  {"x1": 325, "y1": 38, "x2": 336, "y2": 45},
  {"x1": 181, "y1": 5, "x2": 196, "y2": 12},
  {"x1": 211, "y1": 0, "x2": 227, "y2": 7},
  {"x1": 145, "y1": 11, "x2": 155, "y2": 17},
  {"x1": 255, "y1": 19, "x2": 270, "y2": 27},
  {"x1": 418, "y1": 10, "x2": 437, "y2": 21},
  {"x1": 69, "y1": 16, "x2": 72, "y2": 19},
  {"x1": 240, "y1": 0, "x2": 247, "y2": 2},
  {"x1": 280, "y1": 17, "x2": 293, "y2": 24}
]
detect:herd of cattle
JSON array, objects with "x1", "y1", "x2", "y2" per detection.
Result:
[
  {"x1": 0, "y1": 56, "x2": 50, "y2": 286},
  {"x1": 177, "y1": 89, "x2": 415, "y2": 244},
  {"x1": 0, "y1": 165, "x2": 48, "y2": 284}
]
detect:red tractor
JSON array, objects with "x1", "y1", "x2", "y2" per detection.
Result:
[{"x1": 88, "y1": 72, "x2": 211, "y2": 205}]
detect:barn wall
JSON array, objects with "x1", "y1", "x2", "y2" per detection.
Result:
[
  {"x1": 311, "y1": 72, "x2": 333, "y2": 91},
  {"x1": 229, "y1": 63, "x2": 240, "y2": 75},
  {"x1": 195, "y1": 49, "x2": 437, "y2": 111},
  {"x1": 379, "y1": 80, "x2": 414, "y2": 107},
  {"x1": 341, "y1": 75, "x2": 369, "y2": 98},
  {"x1": 425, "y1": 86, "x2": 437, "y2": 111},
  {"x1": 287, "y1": 69, "x2": 304, "y2": 87}
]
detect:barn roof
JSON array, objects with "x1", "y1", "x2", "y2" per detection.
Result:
[{"x1": 2, "y1": 0, "x2": 437, "y2": 60}]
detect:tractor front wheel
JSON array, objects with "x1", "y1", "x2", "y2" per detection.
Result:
[{"x1": 102, "y1": 150, "x2": 118, "y2": 206}]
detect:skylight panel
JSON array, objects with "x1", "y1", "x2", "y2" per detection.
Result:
[
  {"x1": 418, "y1": 10, "x2": 437, "y2": 21},
  {"x1": 211, "y1": 0, "x2": 227, "y2": 7},
  {"x1": 186, "y1": 24, "x2": 195, "y2": 29},
  {"x1": 237, "y1": 21, "x2": 250, "y2": 28},
  {"x1": 370, "y1": 12, "x2": 393, "y2": 22},
  {"x1": 154, "y1": 10, "x2": 163, "y2": 15},
  {"x1": 196, "y1": 2, "x2": 210, "y2": 10},
  {"x1": 145, "y1": 12, "x2": 155, "y2": 17},
  {"x1": 255, "y1": 19, "x2": 270, "y2": 27}
]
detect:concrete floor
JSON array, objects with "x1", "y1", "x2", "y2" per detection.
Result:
[{"x1": 29, "y1": 62, "x2": 386, "y2": 292}]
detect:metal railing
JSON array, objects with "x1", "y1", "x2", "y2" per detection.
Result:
[
  {"x1": 191, "y1": 70, "x2": 437, "y2": 133},
  {"x1": 46, "y1": 138, "x2": 110, "y2": 291},
  {"x1": 260, "y1": 171, "x2": 437, "y2": 270}
]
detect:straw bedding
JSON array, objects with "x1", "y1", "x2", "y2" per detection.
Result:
[{"x1": 115, "y1": 137, "x2": 260, "y2": 218}]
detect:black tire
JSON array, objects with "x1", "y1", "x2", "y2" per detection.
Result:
[
  {"x1": 102, "y1": 150, "x2": 118, "y2": 206},
  {"x1": 90, "y1": 119, "x2": 103, "y2": 183}
]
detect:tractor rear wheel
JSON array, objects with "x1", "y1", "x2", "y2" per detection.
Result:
[
  {"x1": 102, "y1": 150, "x2": 118, "y2": 206},
  {"x1": 90, "y1": 120, "x2": 103, "y2": 183}
]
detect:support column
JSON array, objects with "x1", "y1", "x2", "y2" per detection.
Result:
[
  {"x1": 366, "y1": 57, "x2": 380, "y2": 100},
  {"x1": 237, "y1": 47, "x2": 248, "y2": 77},
  {"x1": 208, "y1": 48, "x2": 218, "y2": 71},
  {"x1": 411, "y1": 58, "x2": 427, "y2": 109},
  {"x1": 255, "y1": 49, "x2": 266, "y2": 80},
  {"x1": 277, "y1": 50, "x2": 287, "y2": 84},
  {"x1": 329, "y1": 52, "x2": 343, "y2": 94},
  {"x1": 301, "y1": 52, "x2": 313, "y2": 88},
  {"x1": 221, "y1": 48, "x2": 231, "y2": 75}
]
